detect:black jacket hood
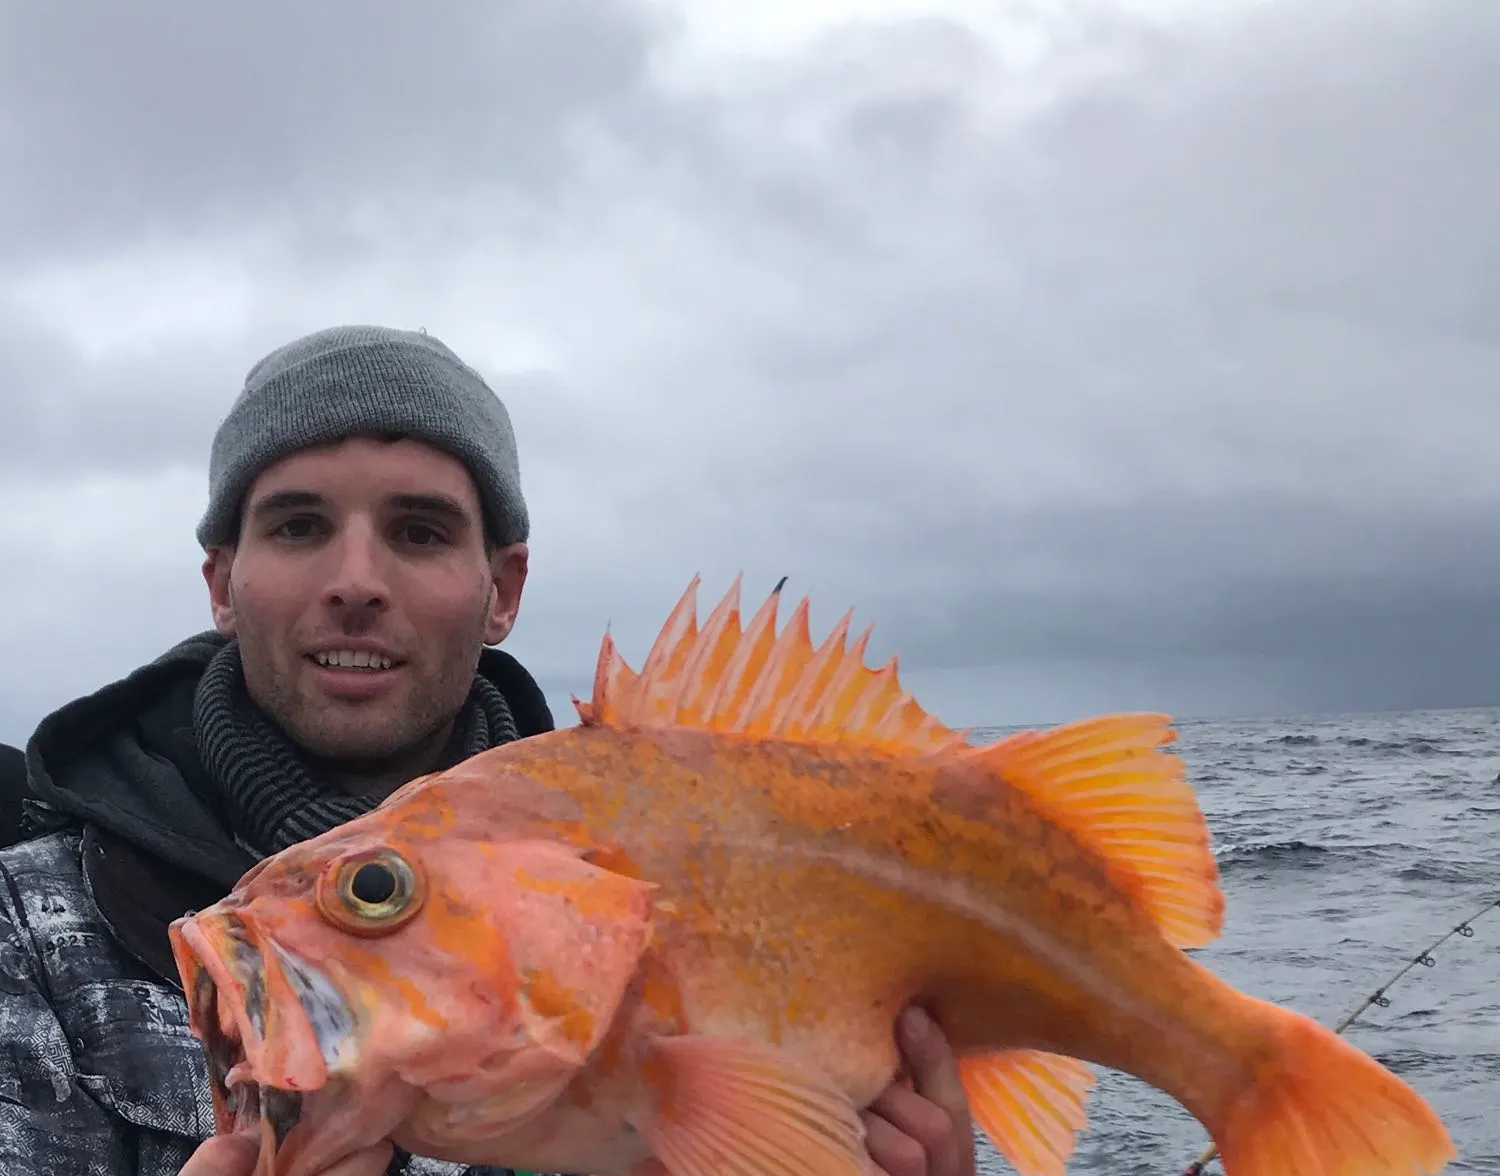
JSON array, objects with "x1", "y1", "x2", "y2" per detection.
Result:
[{"x1": 23, "y1": 631, "x2": 557, "y2": 891}]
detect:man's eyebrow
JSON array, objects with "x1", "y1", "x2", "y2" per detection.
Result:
[
  {"x1": 248, "y1": 490, "x2": 323, "y2": 519},
  {"x1": 388, "y1": 493, "x2": 471, "y2": 521}
]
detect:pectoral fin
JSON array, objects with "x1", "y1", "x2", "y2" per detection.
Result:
[{"x1": 633, "y1": 1034, "x2": 870, "y2": 1176}]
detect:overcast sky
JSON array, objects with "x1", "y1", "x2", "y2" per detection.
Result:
[{"x1": 1, "y1": 0, "x2": 1497, "y2": 743}]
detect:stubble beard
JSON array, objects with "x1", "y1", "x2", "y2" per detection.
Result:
[{"x1": 244, "y1": 593, "x2": 496, "y2": 777}]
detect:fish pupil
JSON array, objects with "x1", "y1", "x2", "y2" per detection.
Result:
[{"x1": 351, "y1": 862, "x2": 397, "y2": 906}]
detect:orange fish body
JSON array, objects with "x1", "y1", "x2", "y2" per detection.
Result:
[{"x1": 169, "y1": 576, "x2": 1456, "y2": 1176}]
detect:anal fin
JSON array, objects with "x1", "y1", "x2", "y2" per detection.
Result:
[
  {"x1": 957, "y1": 1049, "x2": 1094, "y2": 1176},
  {"x1": 634, "y1": 1035, "x2": 869, "y2": 1176}
]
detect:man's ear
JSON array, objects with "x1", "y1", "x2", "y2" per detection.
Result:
[
  {"x1": 484, "y1": 541, "x2": 529, "y2": 645},
  {"x1": 202, "y1": 545, "x2": 238, "y2": 637}
]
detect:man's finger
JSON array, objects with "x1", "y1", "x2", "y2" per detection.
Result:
[
  {"x1": 897, "y1": 1005, "x2": 978, "y2": 1176},
  {"x1": 899, "y1": 1007, "x2": 971, "y2": 1127},
  {"x1": 866, "y1": 1081, "x2": 955, "y2": 1154},
  {"x1": 862, "y1": 1108, "x2": 929, "y2": 1176}
]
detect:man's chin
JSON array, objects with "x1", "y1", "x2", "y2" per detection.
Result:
[
  {"x1": 285, "y1": 705, "x2": 413, "y2": 763},
  {"x1": 286, "y1": 705, "x2": 456, "y2": 784}
]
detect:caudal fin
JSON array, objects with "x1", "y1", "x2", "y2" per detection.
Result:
[{"x1": 1213, "y1": 1001, "x2": 1454, "y2": 1176}]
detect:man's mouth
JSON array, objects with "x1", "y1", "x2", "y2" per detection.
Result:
[{"x1": 311, "y1": 649, "x2": 399, "y2": 672}]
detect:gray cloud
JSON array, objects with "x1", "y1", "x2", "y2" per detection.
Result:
[
  {"x1": 3, "y1": 0, "x2": 1499, "y2": 746},
  {"x1": 0, "y1": 0, "x2": 667, "y2": 258},
  {"x1": 0, "y1": 319, "x2": 229, "y2": 474}
]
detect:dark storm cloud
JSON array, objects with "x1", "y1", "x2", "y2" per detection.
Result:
[
  {"x1": 497, "y1": 0, "x2": 1500, "y2": 719},
  {"x1": 852, "y1": 497, "x2": 1500, "y2": 662},
  {"x1": 2, "y1": 0, "x2": 1500, "y2": 738},
  {"x1": 0, "y1": 0, "x2": 679, "y2": 471}
]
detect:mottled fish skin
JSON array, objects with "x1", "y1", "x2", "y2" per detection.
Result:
[{"x1": 170, "y1": 576, "x2": 1457, "y2": 1176}]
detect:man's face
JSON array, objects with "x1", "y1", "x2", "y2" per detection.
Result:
[{"x1": 201, "y1": 435, "x2": 527, "y2": 768}]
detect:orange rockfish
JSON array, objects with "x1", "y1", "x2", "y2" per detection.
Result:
[{"x1": 169, "y1": 576, "x2": 1456, "y2": 1176}]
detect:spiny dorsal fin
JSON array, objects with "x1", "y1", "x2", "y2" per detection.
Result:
[
  {"x1": 963, "y1": 715, "x2": 1225, "y2": 949},
  {"x1": 573, "y1": 575, "x2": 969, "y2": 756},
  {"x1": 575, "y1": 579, "x2": 1224, "y2": 948}
]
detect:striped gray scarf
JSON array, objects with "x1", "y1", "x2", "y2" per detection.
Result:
[{"x1": 193, "y1": 640, "x2": 517, "y2": 855}]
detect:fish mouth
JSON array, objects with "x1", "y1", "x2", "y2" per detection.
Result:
[{"x1": 169, "y1": 910, "x2": 358, "y2": 1168}]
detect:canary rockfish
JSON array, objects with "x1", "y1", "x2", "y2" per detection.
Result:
[{"x1": 169, "y1": 575, "x2": 1456, "y2": 1176}]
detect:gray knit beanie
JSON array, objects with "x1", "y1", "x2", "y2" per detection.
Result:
[{"x1": 197, "y1": 325, "x2": 529, "y2": 549}]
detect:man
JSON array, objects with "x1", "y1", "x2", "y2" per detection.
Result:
[{"x1": 0, "y1": 325, "x2": 978, "y2": 1176}]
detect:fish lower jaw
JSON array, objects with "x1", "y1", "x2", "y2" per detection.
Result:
[
  {"x1": 187, "y1": 963, "x2": 308, "y2": 1155},
  {"x1": 225, "y1": 1075, "x2": 305, "y2": 1151},
  {"x1": 208, "y1": 1018, "x2": 307, "y2": 1155}
]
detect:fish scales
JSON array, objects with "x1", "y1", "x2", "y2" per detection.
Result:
[{"x1": 472, "y1": 724, "x2": 1228, "y2": 1104}]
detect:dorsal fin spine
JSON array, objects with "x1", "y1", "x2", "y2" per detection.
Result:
[
  {"x1": 814, "y1": 625, "x2": 875, "y2": 735},
  {"x1": 773, "y1": 610, "x2": 852, "y2": 738},
  {"x1": 575, "y1": 578, "x2": 961, "y2": 756},
  {"x1": 701, "y1": 586, "x2": 780, "y2": 728},
  {"x1": 844, "y1": 655, "x2": 901, "y2": 734},
  {"x1": 636, "y1": 577, "x2": 699, "y2": 703},
  {"x1": 673, "y1": 576, "x2": 742, "y2": 720},
  {"x1": 741, "y1": 597, "x2": 812, "y2": 737}
]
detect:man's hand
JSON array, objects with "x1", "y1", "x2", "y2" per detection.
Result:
[
  {"x1": 862, "y1": 1007, "x2": 978, "y2": 1176},
  {"x1": 178, "y1": 1133, "x2": 394, "y2": 1176}
]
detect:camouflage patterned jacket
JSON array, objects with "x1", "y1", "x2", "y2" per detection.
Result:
[{"x1": 0, "y1": 632, "x2": 555, "y2": 1176}]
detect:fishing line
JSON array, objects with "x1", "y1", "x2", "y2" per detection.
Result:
[{"x1": 1180, "y1": 891, "x2": 1500, "y2": 1176}]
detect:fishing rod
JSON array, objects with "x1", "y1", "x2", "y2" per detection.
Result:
[{"x1": 1181, "y1": 891, "x2": 1500, "y2": 1176}]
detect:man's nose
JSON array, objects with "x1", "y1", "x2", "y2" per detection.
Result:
[{"x1": 324, "y1": 524, "x2": 389, "y2": 613}]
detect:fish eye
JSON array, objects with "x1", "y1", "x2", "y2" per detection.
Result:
[
  {"x1": 350, "y1": 861, "x2": 397, "y2": 905},
  {"x1": 315, "y1": 849, "x2": 424, "y2": 937}
]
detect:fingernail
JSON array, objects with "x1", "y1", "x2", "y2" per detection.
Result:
[{"x1": 902, "y1": 1005, "x2": 932, "y2": 1043}]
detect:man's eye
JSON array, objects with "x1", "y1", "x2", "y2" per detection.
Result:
[
  {"x1": 402, "y1": 523, "x2": 442, "y2": 546},
  {"x1": 278, "y1": 518, "x2": 317, "y2": 539}
]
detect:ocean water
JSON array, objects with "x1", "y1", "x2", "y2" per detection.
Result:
[{"x1": 965, "y1": 706, "x2": 1500, "y2": 1176}]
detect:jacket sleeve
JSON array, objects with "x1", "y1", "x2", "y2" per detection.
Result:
[{"x1": 0, "y1": 902, "x2": 136, "y2": 1174}]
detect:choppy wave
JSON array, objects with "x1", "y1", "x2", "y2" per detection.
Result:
[
  {"x1": 1211, "y1": 838, "x2": 1420, "y2": 870},
  {"x1": 1343, "y1": 735, "x2": 1453, "y2": 755},
  {"x1": 1258, "y1": 733, "x2": 1460, "y2": 755},
  {"x1": 1397, "y1": 859, "x2": 1487, "y2": 884},
  {"x1": 1214, "y1": 837, "x2": 1333, "y2": 865}
]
